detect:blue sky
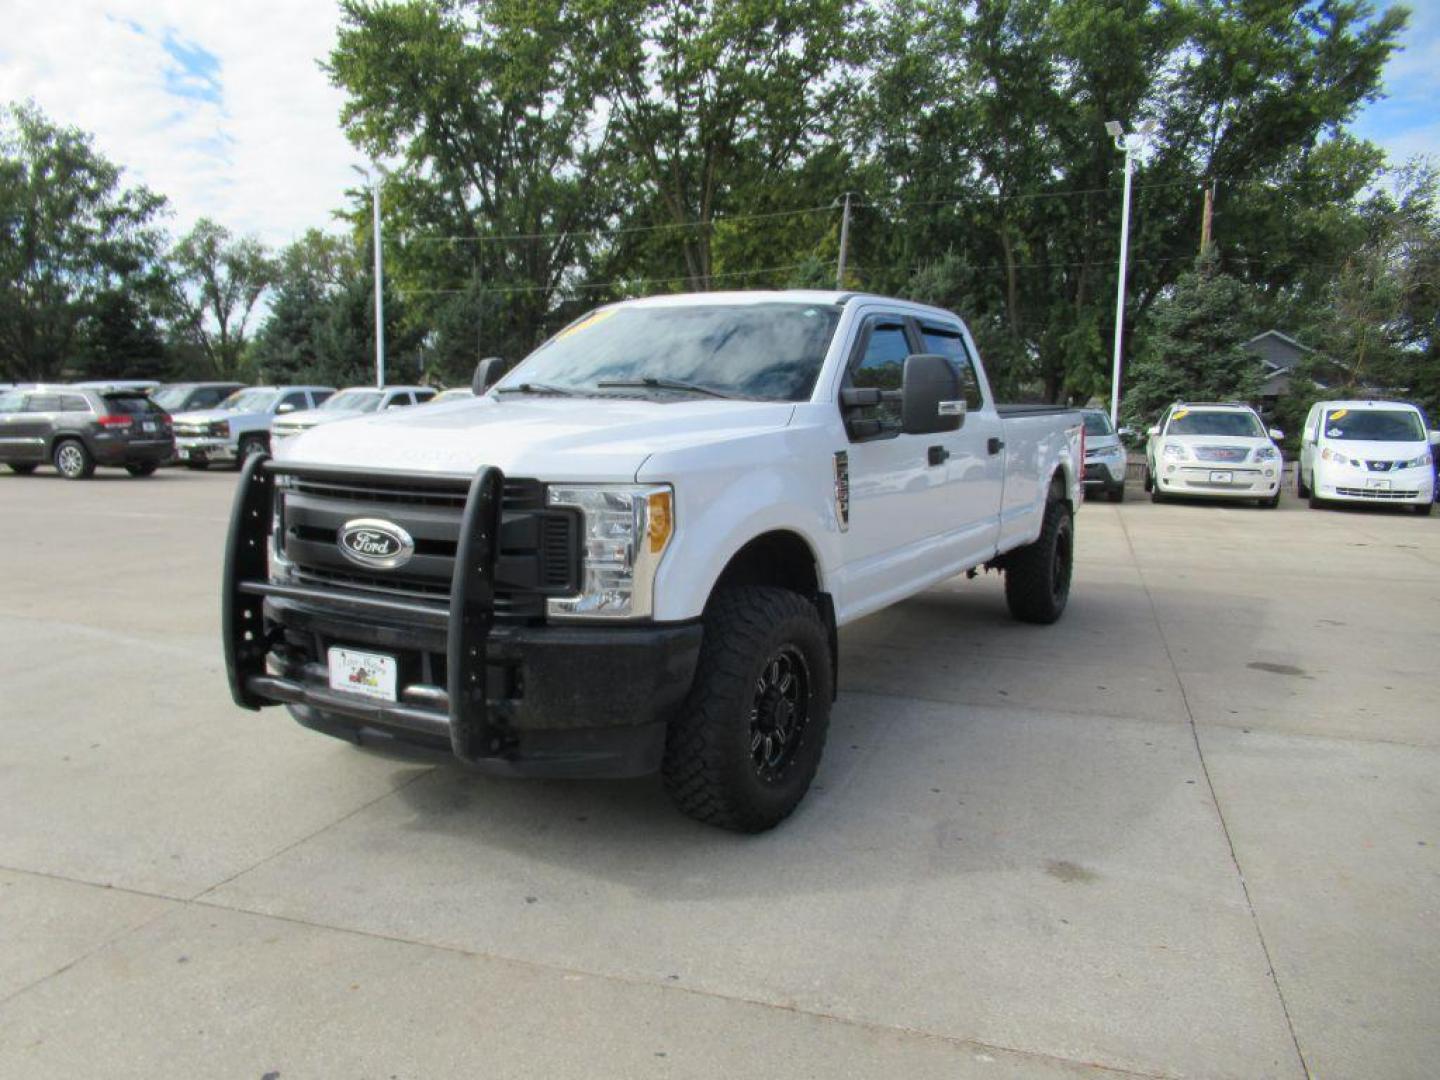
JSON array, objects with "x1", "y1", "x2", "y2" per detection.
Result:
[{"x1": 1351, "y1": 0, "x2": 1440, "y2": 165}]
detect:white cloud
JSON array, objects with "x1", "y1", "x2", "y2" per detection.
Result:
[{"x1": 0, "y1": 0, "x2": 359, "y2": 250}]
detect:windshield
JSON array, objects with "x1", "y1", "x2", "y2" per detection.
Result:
[
  {"x1": 499, "y1": 302, "x2": 842, "y2": 402},
  {"x1": 103, "y1": 394, "x2": 162, "y2": 415},
  {"x1": 152, "y1": 387, "x2": 192, "y2": 410},
  {"x1": 1322, "y1": 408, "x2": 1424, "y2": 442},
  {"x1": 220, "y1": 389, "x2": 277, "y2": 413},
  {"x1": 1082, "y1": 412, "x2": 1114, "y2": 437},
  {"x1": 1165, "y1": 409, "x2": 1264, "y2": 437},
  {"x1": 322, "y1": 390, "x2": 384, "y2": 412}
]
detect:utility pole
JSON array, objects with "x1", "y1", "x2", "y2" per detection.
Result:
[
  {"x1": 352, "y1": 164, "x2": 386, "y2": 388},
  {"x1": 1104, "y1": 120, "x2": 1156, "y2": 427},
  {"x1": 1200, "y1": 181, "x2": 1215, "y2": 255},
  {"x1": 835, "y1": 192, "x2": 852, "y2": 290}
]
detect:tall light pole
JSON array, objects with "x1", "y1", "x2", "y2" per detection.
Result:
[
  {"x1": 1104, "y1": 119, "x2": 1155, "y2": 426},
  {"x1": 352, "y1": 164, "x2": 386, "y2": 388}
]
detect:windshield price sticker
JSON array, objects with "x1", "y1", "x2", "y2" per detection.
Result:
[{"x1": 555, "y1": 307, "x2": 618, "y2": 341}]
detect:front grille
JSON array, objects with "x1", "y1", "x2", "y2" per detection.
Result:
[
  {"x1": 174, "y1": 423, "x2": 208, "y2": 437},
  {"x1": 1194, "y1": 446, "x2": 1249, "y2": 463},
  {"x1": 1365, "y1": 460, "x2": 1398, "y2": 472},
  {"x1": 1336, "y1": 486, "x2": 1421, "y2": 500},
  {"x1": 279, "y1": 471, "x2": 578, "y2": 622}
]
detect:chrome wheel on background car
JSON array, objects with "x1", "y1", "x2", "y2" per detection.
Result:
[{"x1": 53, "y1": 439, "x2": 94, "y2": 480}]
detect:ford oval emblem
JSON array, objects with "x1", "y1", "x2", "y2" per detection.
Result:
[{"x1": 337, "y1": 518, "x2": 415, "y2": 570}]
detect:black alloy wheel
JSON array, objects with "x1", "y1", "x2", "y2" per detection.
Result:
[{"x1": 749, "y1": 646, "x2": 811, "y2": 784}]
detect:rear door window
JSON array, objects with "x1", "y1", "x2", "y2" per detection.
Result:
[
  {"x1": 919, "y1": 325, "x2": 984, "y2": 410},
  {"x1": 280, "y1": 391, "x2": 310, "y2": 412},
  {"x1": 24, "y1": 394, "x2": 61, "y2": 413},
  {"x1": 310, "y1": 390, "x2": 333, "y2": 407},
  {"x1": 0, "y1": 392, "x2": 23, "y2": 413},
  {"x1": 59, "y1": 394, "x2": 92, "y2": 413}
]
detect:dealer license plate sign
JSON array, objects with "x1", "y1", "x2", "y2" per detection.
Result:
[
  {"x1": 328, "y1": 646, "x2": 398, "y2": 702},
  {"x1": 1209, "y1": 471, "x2": 1233, "y2": 484},
  {"x1": 1366, "y1": 478, "x2": 1390, "y2": 490}
]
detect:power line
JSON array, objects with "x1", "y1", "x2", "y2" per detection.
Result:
[
  {"x1": 403, "y1": 204, "x2": 836, "y2": 246},
  {"x1": 398, "y1": 262, "x2": 817, "y2": 299}
]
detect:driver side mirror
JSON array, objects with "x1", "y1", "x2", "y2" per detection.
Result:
[
  {"x1": 901, "y1": 353, "x2": 964, "y2": 436},
  {"x1": 277, "y1": 402, "x2": 296, "y2": 414},
  {"x1": 1269, "y1": 428, "x2": 1284, "y2": 441},
  {"x1": 1429, "y1": 431, "x2": 1440, "y2": 447},
  {"x1": 1147, "y1": 425, "x2": 1160, "y2": 437},
  {"x1": 473, "y1": 357, "x2": 510, "y2": 396}
]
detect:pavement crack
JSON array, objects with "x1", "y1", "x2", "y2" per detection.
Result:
[{"x1": 1116, "y1": 509, "x2": 1312, "y2": 1080}]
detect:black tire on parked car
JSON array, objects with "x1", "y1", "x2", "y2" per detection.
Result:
[
  {"x1": 1143, "y1": 467, "x2": 1153, "y2": 493},
  {"x1": 1004, "y1": 493, "x2": 1074, "y2": 625},
  {"x1": 1107, "y1": 483, "x2": 1125, "y2": 503},
  {"x1": 125, "y1": 462, "x2": 158, "y2": 477},
  {"x1": 7, "y1": 464, "x2": 37, "y2": 475},
  {"x1": 1308, "y1": 491, "x2": 1325, "y2": 510},
  {"x1": 1260, "y1": 491, "x2": 1280, "y2": 509},
  {"x1": 52, "y1": 438, "x2": 95, "y2": 480},
  {"x1": 237, "y1": 434, "x2": 268, "y2": 465},
  {"x1": 662, "y1": 586, "x2": 832, "y2": 833},
  {"x1": 185, "y1": 460, "x2": 210, "y2": 470},
  {"x1": 1296, "y1": 465, "x2": 1310, "y2": 498},
  {"x1": 1150, "y1": 483, "x2": 1165, "y2": 504},
  {"x1": 1415, "y1": 501, "x2": 1433, "y2": 517}
]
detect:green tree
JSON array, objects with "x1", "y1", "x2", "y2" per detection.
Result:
[
  {"x1": 0, "y1": 102, "x2": 169, "y2": 381},
  {"x1": 1121, "y1": 252, "x2": 1264, "y2": 428},
  {"x1": 251, "y1": 230, "x2": 356, "y2": 382},
  {"x1": 169, "y1": 218, "x2": 275, "y2": 379}
]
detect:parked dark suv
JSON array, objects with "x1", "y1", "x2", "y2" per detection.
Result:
[{"x1": 0, "y1": 386, "x2": 175, "y2": 479}]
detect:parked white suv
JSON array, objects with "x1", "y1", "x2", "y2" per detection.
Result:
[
  {"x1": 271, "y1": 385, "x2": 436, "y2": 444},
  {"x1": 1144, "y1": 402, "x2": 1283, "y2": 508},
  {"x1": 1297, "y1": 399, "x2": 1435, "y2": 515}
]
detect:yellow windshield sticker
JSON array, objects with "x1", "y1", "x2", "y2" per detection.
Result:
[
  {"x1": 555, "y1": 308, "x2": 617, "y2": 340},
  {"x1": 1328, "y1": 408, "x2": 1348, "y2": 421},
  {"x1": 1172, "y1": 409, "x2": 1189, "y2": 420}
]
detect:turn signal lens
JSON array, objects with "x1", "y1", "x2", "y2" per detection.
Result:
[
  {"x1": 647, "y1": 490, "x2": 673, "y2": 554},
  {"x1": 97, "y1": 414, "x2": 132, "y2": 428}
]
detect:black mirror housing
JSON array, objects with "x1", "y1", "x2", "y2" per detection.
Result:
[
  {"x1": 901, "y1": 354, "x2": 964, "y2": 435},
  {"x1": 472, "y1": 357, "x2": 510, "y2": 395}
]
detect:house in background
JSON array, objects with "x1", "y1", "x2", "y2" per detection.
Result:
[{"x1": 1243, "y1": 330, "x2": 1315, "y2": 412}]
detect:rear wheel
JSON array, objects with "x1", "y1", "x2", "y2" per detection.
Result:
[
  {"x1": 7, "y1": 463, "x2": 37, "y2": 475},
  {"x1": 663, "y1": 586, "x2": 832, "y2": 833},
  {"x1": 1107, "y1": 482, "x2": 1126, "y2": 503},
  {"x1": 125, "y1": 462, "x2": 158, "y2": 477},
  {"x1": 1004, "y1": 496, "x2": 1074, "y2": 625},
  {"x1": 53, "y1": 439, "x2": 94, "y2": 480}
]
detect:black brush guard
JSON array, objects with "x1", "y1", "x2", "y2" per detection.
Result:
[{"x1": 222, "y1": 453, "x2": 504, "y2": 763}]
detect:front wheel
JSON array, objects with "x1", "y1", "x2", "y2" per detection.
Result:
[
  {"x1": 663, "y1": 586, "x2": 832, "y2": 833},
  {"x1": 237, "y1": 434, "x2": 268, "y2": 466},
  {"x1": 1143, "y1": 467, "x2": 1153, "y2": 493},
  {"x1": 1296, "y1": 466, "x2": 1310, "y2": 498},
  {"x1": 1415, "y1": 501, "x2": 1434, "y2": 517},
  {"x1": 1004, "y1": 497, "x2": 1074, "y2": 625},
  {"x1": 1308, "y1": 491, "x2": 1326, "y2": 510},
  {"x1": 53, "y1": 439, "x2": 94, "y2": 480}
]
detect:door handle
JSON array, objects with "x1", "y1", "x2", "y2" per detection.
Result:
[
  {"x1": 927, "y1": 445, "x2": 950, "y2": 467},
  {"x1": 988, "y1": 437, "x2": 1004, "y2": 455}
]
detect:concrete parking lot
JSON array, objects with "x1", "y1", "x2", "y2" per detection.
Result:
[{"x1": 0, "y1": 468, "x2": 1435, "y2": 1079}]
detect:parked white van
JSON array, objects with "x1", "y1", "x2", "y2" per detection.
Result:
[{"x1": 1297, "y1": 400, "x2": 1435, "y2": 515}]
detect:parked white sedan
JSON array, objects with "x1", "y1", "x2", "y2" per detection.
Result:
[{"x1": 1144, "y1": 402, "x2": 1284, "y2": 508}]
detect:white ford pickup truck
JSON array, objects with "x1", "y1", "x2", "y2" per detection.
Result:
[{"x1": 223, "y1": 291, "x2": 1082, "y2": 831}]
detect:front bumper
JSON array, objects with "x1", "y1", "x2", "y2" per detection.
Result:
[
  {"x1": 1155, "y1": 462, "x2": 1280, "y2": 499},
  {"x1": 1319, "y1": 467, "x2": 1434, "y2": 505},
  {"x1": 223, "y1": 456, "x2": 702, "y2": 778},
  {"x1": 175, "y1": 436, "x2": 236, "y2": 462},
  {"x1": 1083, "y1": 459, "x2": 1126, "y2": 487}
]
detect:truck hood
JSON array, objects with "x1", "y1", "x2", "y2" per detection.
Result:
[
  {"x1": 277, "y1": 395, "x2": 797, "y2": 480},
  {"x1": 173, "y1": 408, "x2": 262, "y2": 426},
  {"x1": 274, "y1": 408, "x2": 357, "y2": 429}
]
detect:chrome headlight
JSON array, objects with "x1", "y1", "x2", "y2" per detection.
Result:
[
  {"x1": 208, "y1": 419, "x2": 230, "y2": 438},
  {"x1": 546, "y1": 484, "x2": 674, "y2": 620},
  {"x1": 1161, "y1": 443, "x2": 1188, "y2": 462},
  {"x1": 1400, "y1": 452, "x2": 1432, "y2": 469},
  {"x1": 1252, "y1": 446, "x2": 1280, "y2": 462}
]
